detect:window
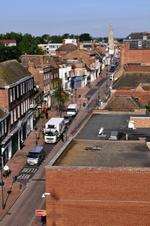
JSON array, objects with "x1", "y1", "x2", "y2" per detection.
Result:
[
  {"x1": 27, "y1": 98, "x2": 30, "y2": 110},
  {"x1": 4, "y1": 120, "x2": 7, "y2": 133},
  {"x1": 22, "y1": 83, "x2": 25, "y2": 94},
  {"x1": 10, "y1": 89, "x2": 13, "y2": 103},
  {"x1": 13, "y1": 87, "x2": 16, "y2": 101},
  {"x1": 1, "y1": 121, "x2": 4, "y2": 136},
  {"x1": 17, "y1": 105, "x2": 20, "y2": 118},
  {"x1": 21, "y1": 103, "x2": 24, "y2": 115},
  {"x1": 10, "y1": 111, "x2": 13, "y2": 124},
  {"x1": 25, "y1": 100, "x2": 28, "y2": 112},
  {"x1": 20, "y1": 84, "x2": 23, "y2": 95},
  {"x1": 13, "y1": 109, "x2": 17, "y2": 122},
  {"x1": 23, "y1": 101, "x2": 26, "y2": 113},
  {"x1": 16, "y1": 86, "x2": 19, "y2": 98}
]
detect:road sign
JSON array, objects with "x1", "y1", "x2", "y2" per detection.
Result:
[{"x1": 35, "y1": 209, "x2": 47, "y2": 217}]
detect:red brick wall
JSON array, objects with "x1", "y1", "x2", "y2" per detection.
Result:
[
  {"x1": 45, "y1": 167, "x2": 150, "y2": 226},
  {"x1": 0, "y1": 89, "x2": 9, "y2": 109},
  {"x1": 28, "y1": 66, "x2": 44, "y2": 91},
  {"x1": 121, "y1": 43, "x2": 150, "y2": 66}
]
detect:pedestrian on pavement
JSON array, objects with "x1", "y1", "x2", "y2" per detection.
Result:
[
  {"x1": 3, "y1": 165, "x2": 11, "y2": 178},
  {"x1": 45, "y1": 110, "x2": 48, "y2": 119},
  {"x1": 40, "y1": 216, "x2": 46, "y2": 225},
  {"x1": 35, "y1": 127, "x2": 40, "y2": 146},
  {"x1": 61, "y1": 133, "x2": 64, "y2": 142}
]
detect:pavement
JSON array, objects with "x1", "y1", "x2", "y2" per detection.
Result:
[
  {"x1": 0, "y1": 110, "x2": 58, "y2": 220},
  {"x1": 0, "y1": 67, "x2": 110, "y2": 225}
]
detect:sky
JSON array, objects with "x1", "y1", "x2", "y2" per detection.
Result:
[{"x1": 1, "y1": 0, "x2": 150, "y2": 37}]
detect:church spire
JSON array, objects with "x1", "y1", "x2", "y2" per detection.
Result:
[{"x1": 108, "y1": 24, "x2": 115, "y2": 55}]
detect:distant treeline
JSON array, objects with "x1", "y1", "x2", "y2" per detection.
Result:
[
  {"x1": 0, "y1": 32, "x2": 123, "y2": 62},
  {"x1": 0, "y1": 32, "x2": 93, "y2": 62}
]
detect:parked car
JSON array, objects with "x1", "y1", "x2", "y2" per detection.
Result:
[
  {"x1": 64, "y1": 115, "x2": 73, "y2": 126},
  {"x1": 27, "y1": 145, "x2": 45, "y2": 166},
  {"x1": 67, "y1": 104, "x2": 78, "y2": 117}
]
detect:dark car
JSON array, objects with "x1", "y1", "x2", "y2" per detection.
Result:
[
  {"x1": 109, "y1": 65, "x2": 116, "y2": 73},
  {"x1": 64, "y1": 115, "x2": 73, "y2": 126},
  {"x1": 27, "y1": 145, "x2": 45, "y2": 166}
]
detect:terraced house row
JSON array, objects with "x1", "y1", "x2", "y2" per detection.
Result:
[{"x1": 0, "y1": 60, "x2": 40, "y2": 166}]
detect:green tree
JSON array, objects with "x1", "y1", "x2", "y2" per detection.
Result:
[
  {"x1": 79, "y1": 33, "x2": 92, "y2": 42},
  {"x1": 145, "y1": 104, "x2": 150, "y2": 112},
  {"x1": 52, "y1": 78, "x2": 69, "y2": 115},
  {"x1": 0, "y1": 45, "x2": 21, "y2": 62}
]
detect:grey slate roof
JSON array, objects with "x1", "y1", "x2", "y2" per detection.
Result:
[{"x1": 0, "y1": 60, "x2": 31, "y2": 87}]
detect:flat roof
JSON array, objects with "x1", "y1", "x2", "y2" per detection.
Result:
[
  {"x1": 54, "y1": 140, "x2": 150, "y2": 168},
  {"x1": 76, "y1": 113, "x2": 150, "y2": 141}
]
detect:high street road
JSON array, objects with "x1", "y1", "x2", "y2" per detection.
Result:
[{"x1": 1, "y1": 73, "x2": 112, "y2": 226}]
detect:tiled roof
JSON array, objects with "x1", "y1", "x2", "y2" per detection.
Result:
[
  {"x1": 0, "y1": 39, "x2": 16, "y2": 45},
  {"x1": 94, "y1": 46, "x2": 106, "y2": 55},
  {"x1": 113, "y1": 73, "x2": 150, "y2": 89},
  {"x1": 0, "y1": 60, "x2": 31, "y2": 87},
  {"x1": 105, "y1": 95, "x2": 141, "y2": 112},
  {"x1": 56, "y1": 44, "x2": 77, "y2": 52},
  {"x1": 64, "y1": 49, "x2": 94, "y2": 66},
  {"x1": 21, "y1": 55, "x2": 63, "y2": 69}
]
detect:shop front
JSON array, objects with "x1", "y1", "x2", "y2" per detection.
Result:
[{"x1": 1, "y1": 139, "x2": 12, "y2": 166}]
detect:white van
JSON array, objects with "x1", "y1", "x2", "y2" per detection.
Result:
[
  {"x1": 44, "y1": 118, "x2": 65, "y2": 143},
  {"x1": 67, "y1": 104, "x2": 78, "y2": 117}
]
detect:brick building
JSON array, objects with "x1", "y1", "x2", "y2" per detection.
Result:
[
  {"x1": 0, "y1": 60, "x2": 35, "y2": 164},
  {"x1": 56, "y1": 43, "x2": 77, "y2": 57},
  {"x1": 46, "y1": 166, "x2": 150, "y2": 226},
  {"x1": 112, "y1": 72, "x2": 150, "y2": 106},
  {"x1": 121, "y1": 32, "x2": 150, "y2": 66},
  {"x1": 0, "y1": 108, "x2": 10, "y2": 166},
  {"x1": 0, "y1": 39, "x2": 17, "y2": 47},
  {"x1": 45, "y1": 112, "x2": 150, "y2": 226},
  {"x1": 21, "y1": 55, "x2": 60, "y2": 108},
  {"x1": 121, "y1": 42, "x2": 150, "y2": 66}
]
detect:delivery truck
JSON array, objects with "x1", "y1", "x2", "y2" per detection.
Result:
[{"x1": 44, "y1": 117, "x2": 65, "y2": 143}]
